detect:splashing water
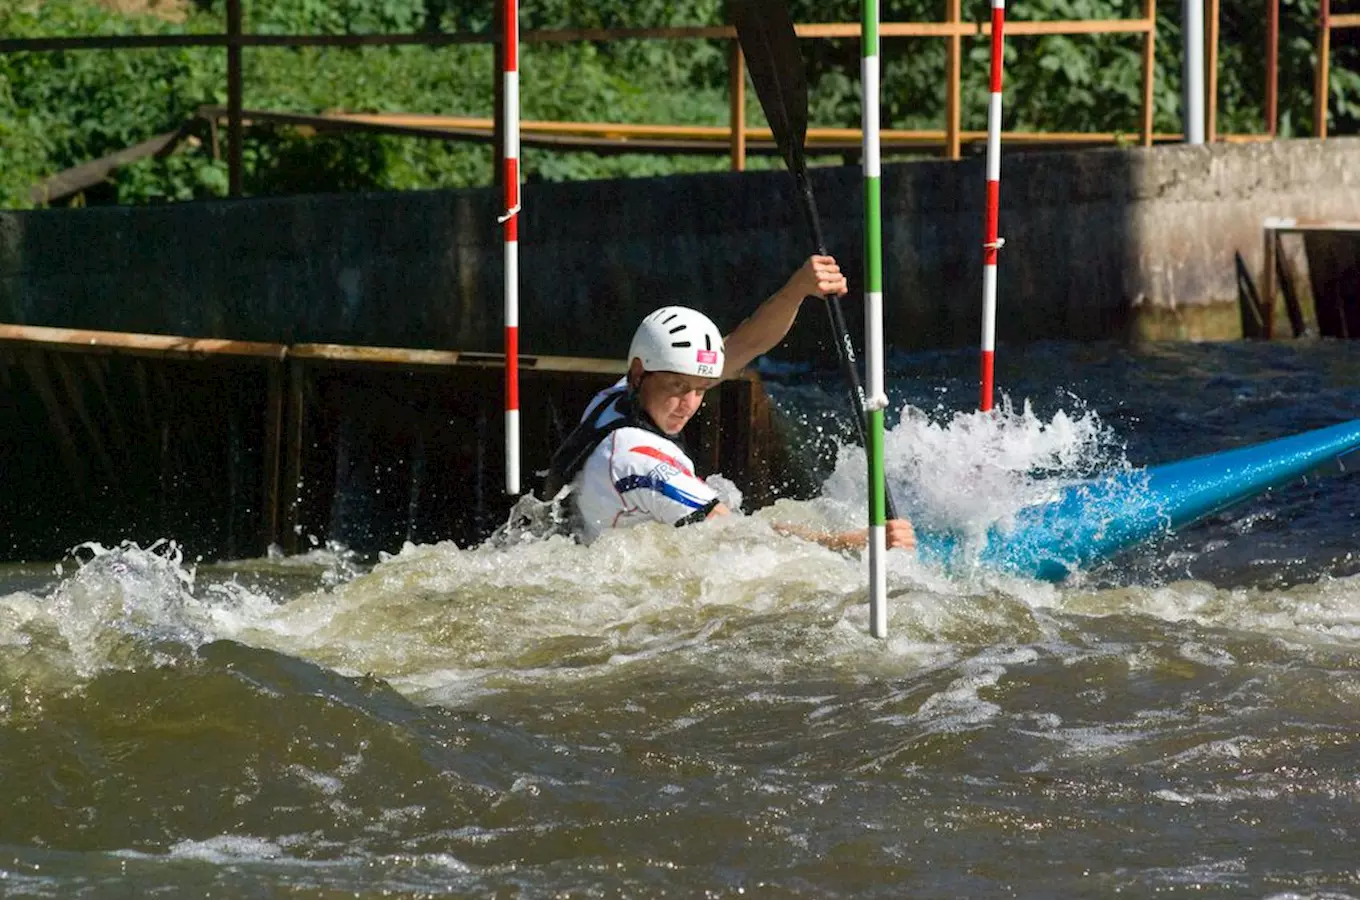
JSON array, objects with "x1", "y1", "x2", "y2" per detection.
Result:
[
  {"x1": 808, "y1": 394, "x2": 1126, "y2": 538},
  {"x1": 0, "y1": 391, "x2": 1133, "y2": 699}
]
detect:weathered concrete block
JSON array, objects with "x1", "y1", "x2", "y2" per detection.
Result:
[{"x1": 1, "y1": 137, "x2": 1358, "y2": 356}]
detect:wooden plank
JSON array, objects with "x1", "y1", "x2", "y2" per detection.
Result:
[
  {"x1": 81, "y1": 354, "x2": 131, "y2": 457},
  {"x1": 1263, "y1": 217, "x2": 1360, "y2": 233},
  {"x1": 0, "y1": 324, "x2": 287, "y2": 360},
  {"x1": 30, "y1": 130, "x2": 184, "y2": 205},
  {"x1": 20, "y1": 351, "x2": 87, "y2": 489},
  {"x1": 290, "y1": 342, "x2": 627, "y2": 374},
  {"x1": 50, "y1": 352, "x2": 118, "y2": 480}
]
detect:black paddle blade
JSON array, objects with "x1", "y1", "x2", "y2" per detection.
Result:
[{"x1": 728, "y1": 0, "x2": 809, "y2": 175}]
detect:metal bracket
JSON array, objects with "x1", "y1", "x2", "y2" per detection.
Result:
[{"x1": 863, "y1": 393, "x2": 889, "y2": 412}]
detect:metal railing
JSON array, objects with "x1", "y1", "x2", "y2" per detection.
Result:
[
  {"x1": 1314, "y1": 0, "x2": 1360, "y2": 139},
  {"x1": 0, "y1": 0, "x2": 1319, "y2": 200}
]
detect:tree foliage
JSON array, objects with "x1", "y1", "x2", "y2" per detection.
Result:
[{"x1": 0, "y1": 0, "x2": 1356, "y2": 207}]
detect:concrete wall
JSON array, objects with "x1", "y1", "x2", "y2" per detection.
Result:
[{"x1": 2, "y1": 137, "x2": 1359, "y2": 360}]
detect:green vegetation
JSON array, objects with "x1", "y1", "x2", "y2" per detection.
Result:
[{"x1": 0, "y1": 0, "x2": 1355, "y2": 207}]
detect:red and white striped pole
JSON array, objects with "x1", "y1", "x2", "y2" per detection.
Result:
[
  {"x1": 979, "y1": 0, "x2": 1006, "y2": 412},
  {"x1": 499, "y1": 0, "x2": 522, "y2": 494}
]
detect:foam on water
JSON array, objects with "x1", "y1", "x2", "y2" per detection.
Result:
[
  {"x1": 1058, "y1": 574, "x2": 1360, "y2": 645},
  {"x1": 2, "y1": 391, "x2": 1356, "y2": 714}
]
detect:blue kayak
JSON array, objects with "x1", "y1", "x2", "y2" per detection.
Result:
[{"x1": 914, "y1": 419, "x2": 1360, "y2": 582}]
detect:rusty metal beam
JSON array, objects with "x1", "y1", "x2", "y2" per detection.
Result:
[
  {"x1": 1317, "y1": 0, "x2": 1332, "y2": 138},
  {"x1": 198, "y1": 106, "x2": 1197, "y2": 153},
  {"x1": 198, "y1": 105, "x2": 788, "y2": 155},
  {"x1": 991, "y1": 18, "x2": 1152, "y2": 36},
  {"x1": 1141, "y1": 0, "x2": 1157, "y2": 146},
  {"x1": 227, "y1": 0, "x2": 243, "y2": 196},
  {"x1": 945, "y1": 0, "x2": 963, "y2": 161},
  {"x1": 729, "y1": 42, "x2": 746, "y2": 171},
  {"x1": 1206, "y1": 0, "x2": 1219, "y2": 142},
  {"x1": 0, "y1": 16, "x2": 1158, "y2": 54},
  {"x1": 1267, "y1": 0, "x2": 1280, "y2": 137},
  {"x1": 492, "y1": 0, "x2": 505, "y2": 191},
  {"x1": 0, "y1": 32, "x2": 486, "y2": 53}
]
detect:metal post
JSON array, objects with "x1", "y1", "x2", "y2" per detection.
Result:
[
  {"x1": 1141, "y1": 0, "x2": 1158, "y2": 146},
  {"x1": 226, "y1": 0, "x2": 243, "y2": 196},
  {"x1": 493, "y1": 1, "x2": 505, "y2": 188},
  {"x1": 1315, "y1": 0, "x2": 1332, "y2": 138},
  {"x1": 729, "y1": 42, "x2": 747, "y2": 171},
  {"x1": 1266, "y1": 0, "x2": 1280, "y2": 136},
  {"x1": 1262, "y1": 221, "x2": 1277, "y2": 340},
  {"x1": 1183, "y1": 0, "x2": 1205, "y2": 144},
  {"x1": 945, "y1": 0, "x2": 962, "y2": 160},
  {"x1": 1205, "y1": 0, "x2": 1219, "y2": 142}
]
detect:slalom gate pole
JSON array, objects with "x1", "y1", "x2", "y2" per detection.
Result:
[
  {"x1": 863, "y1": 0, "x2": 889, "y2": 639},
  {"x1": 499, "y1": 0, "x2": 522, "y2": 493},
  {"x1": 980, "y1": 0, "x2": 1007, "y2": 413},
  {"x1": 729, "y1": 0, "x2": 902, "y2": 524}
]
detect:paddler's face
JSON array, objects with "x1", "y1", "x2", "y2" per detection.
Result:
[{"x1": 636, "y1": 369, "x2": 720, "y2": 436}]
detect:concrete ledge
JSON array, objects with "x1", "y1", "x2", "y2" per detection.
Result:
[{"x1": 2, "y1": 137, "x2": 1358, "y2": 357}]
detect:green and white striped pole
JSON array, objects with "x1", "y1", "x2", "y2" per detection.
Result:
[{"x1": 862, "y1": 0, "x2": 889, "y2": 639}]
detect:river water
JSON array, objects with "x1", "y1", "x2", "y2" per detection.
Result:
[{"x1": 2, "y1": 339, "x2": 1358, "y2": 899}]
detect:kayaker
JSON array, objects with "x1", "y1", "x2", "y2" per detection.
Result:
[{"x1": 542, "y1": 255, "x2": 916, "y2": 553}]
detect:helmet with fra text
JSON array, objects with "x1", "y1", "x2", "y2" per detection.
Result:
[{"x1": 628, "y1": 306, "x2": 725, "y2": 379}]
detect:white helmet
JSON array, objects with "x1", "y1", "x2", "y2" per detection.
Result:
[{"x1": 628, "y1": 306, "x2": 725, "y2": 378}]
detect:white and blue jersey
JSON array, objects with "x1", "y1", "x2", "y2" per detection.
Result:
[{"x1": 570, "y1": 381, "x2": 719, "y2": 542}]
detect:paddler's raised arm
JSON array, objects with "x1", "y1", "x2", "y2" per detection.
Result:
[{"x1": 721, "y1": 255, "x2": 848, "y2": 378}]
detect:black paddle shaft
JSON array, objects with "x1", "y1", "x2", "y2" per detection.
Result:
[{"x1": 731, "y1": 0, "x2": 899, "y2": 521}]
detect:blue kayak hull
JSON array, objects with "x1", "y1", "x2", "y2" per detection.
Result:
[{"x1": 915, "y1": 419, "x2": 1360, "y2": 582}]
